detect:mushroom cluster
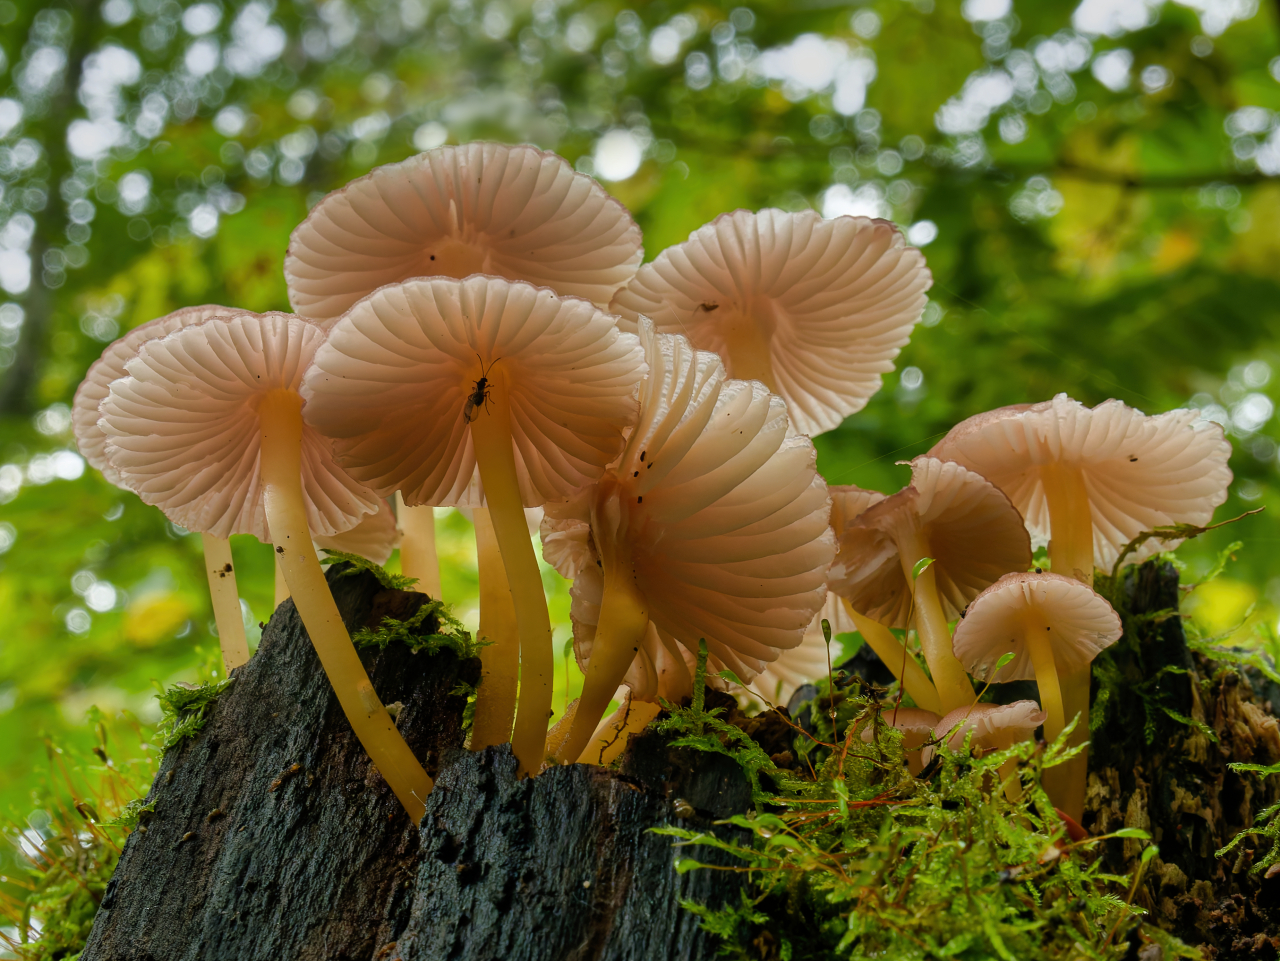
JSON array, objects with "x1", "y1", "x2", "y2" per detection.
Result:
[{"x1": 73, "y1": 140, "x2": 1232, "y2": 829}]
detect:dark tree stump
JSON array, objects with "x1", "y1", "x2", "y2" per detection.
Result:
[
  {"x1": 82, "y1": 565, "x2": 750, "y2": 961},
  {"x1": 81, "y1": 565, "x2": 478, "y2": 961}
]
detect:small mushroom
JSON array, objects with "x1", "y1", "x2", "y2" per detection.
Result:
[
  {"x1": 827, "y1": 486, "x2": 941, "y2": 713},
  {"x1": 951, "y1": 571, "x2": 1121, "y2": 818},
  {"x1": 99, "y1": 311, "x2": 432, "y2": 822},
  {"x1": 609, "y1": 209, "x2": 932, "y2": 435},
  {"x1": 73, "y1": 304, "x2": 251, "y2": 671},
  {"x1": 745, "y1": 590, "x2": 853, "y2": 708},
  {"x1": 542, "y1": 324, "x2": 834, "y2": 765},
  {"x1": 302, "y1": 275, "x2": 646, "y2": 775},
  {"x1": 828, "y1": 457, "x2": 1031, "y2": 713},
  {"x1": 860, "y1": 707, "x2": 940, "y2": 776},
  {"x1": 929, "y1": 700, "x2": 1047, "y2": 801},
  {"x1": 929, "y1": 393, "x2": 1232, "y2": 584}
]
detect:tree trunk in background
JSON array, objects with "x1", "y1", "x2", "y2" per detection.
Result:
[{"x1": 81, "y1": 565, "x2": 748, "y2": 961}]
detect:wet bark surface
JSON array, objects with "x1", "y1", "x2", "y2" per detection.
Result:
[
  {"x1": 81, "y1": 564, "x2": 477, "y2": 961},
  {"x1": 82, "y1": 564, "x2": 750, "y2": 961},
  {"x1": 1085, "y1": 562, "x2": 1280, "y2": 959}
]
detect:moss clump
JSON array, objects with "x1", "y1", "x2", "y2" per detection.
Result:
[
  {"x1": 658, "y1": 645, "x2": 1190, "y2": 960},
  {"x1": 352, "y1": 597, "x2": 485, "y2": 660},
  {"x1": 154, "y1": 677, "x2": 234, "y2": 750},
  {"x1": 322, "y1": 549, "x2": 418, "y2": 591}
]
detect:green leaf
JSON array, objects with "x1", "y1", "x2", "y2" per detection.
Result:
[
  {"x1": 911, "y1": 557, "x2": 936, "y2": 581},
  {"x1": 716, "y1": 669, "x2": 746, "y2": 688}
]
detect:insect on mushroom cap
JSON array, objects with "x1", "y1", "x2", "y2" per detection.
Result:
[
  {"x1": 285, "y1": 142, "x2": 644, "y2": 324},
  {"x1": 929, "y1": 393, "x2": 1233, "y2": 569},
  {"x1": 98, "y1": 311, "x2": 382, "y2": 542},
  {"x1": 300, "y1": 274, "x2": 647, "y2": 509},
  {"x1": 951, "y1": 570, "x2": 1122, "y2": 684},
  {"x1": 609, "y1": 208, "x2": 932, "y2": 436}
]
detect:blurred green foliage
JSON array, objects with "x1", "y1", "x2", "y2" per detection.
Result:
[{"x1": 1, "y1": 0, "x2": 1279, "y2": 916}]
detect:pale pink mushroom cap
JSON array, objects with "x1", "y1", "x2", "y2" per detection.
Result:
[
  {"x1": 608, "y1": 209, "x2": 932, "y2": 436},
  {"x1": 929, "y1": 393, "x2": 1233, "y2": 569},
  {"x1": 542, "y1": 325, "x2": 835, "y2": 691},
  {"x1": 952, "y1": 571, "x2": 1122, "y2": 683},
  {"x1": 99, "y1": 312, "x2": 381, "y2": 541},
  {"x1": 285, "y1": 142, "x2": 643, "y2": 323},
  {"x1": 827, "y1": 457, "x2": 1032, "y2": 628},
  {"x1": 930, "y1": 700, "x2": 1047, "y2": 758},
  {"x1": 73, "y1": 305, "x2": 227, "y2": 487},
  {"x1": 860, "y1": 707, "x2": 941, "y2": 744},
  {"x1": 747, "y1": 590, "x2": 855, "y2": 706},
  {"x1": 301, "y1": 275, "x2": 646, "y2": 507},
  {"x1": 315, "y1": 498, "x2": 400, "y2": 565}
]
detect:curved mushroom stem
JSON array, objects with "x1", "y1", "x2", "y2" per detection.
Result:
[
  {"x1": 468, "y1": 369, "x2": 554, "y2": 776},
  {"x1": 555, "y1": 501, "x2": 650, "y2": 765},
  {"x1": 1042, "y1": 465, "x2": 1094, "y2": 586},
  {"x1": 259, "y1": 389, "x2": 433, "y2": 823},
  {"x1": 274, "y1": 553, "x2": 290, "y2": 608},
  {"x1": 1054, "y1": 669, "x2": 1091, "y2": 823},
  {"x1": 579, "y1": 694, "x2": 662, "y2": 765},
  {"x1": 468, "y1": 506, "x2": 520, "y2": 751},
  {"x1": 201, "y1": 534, "x2": 250, "y2": 672},
  {"x1": 841, "y1": 600, "x2": 941, "y2": 714},
  {"x1": 395, "y1": 493, "x2": 442, "y2": 598},
  {"x1": 895, "y1": 529, "x2": 975, "y2": 713},
  {"x1": 1024, "y1": 616, "x2": 1079, "y2": 815}
]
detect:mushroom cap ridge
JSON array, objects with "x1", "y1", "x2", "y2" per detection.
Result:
[
  {"x1": 73, "y1": 304, "x2": 228, "y2": 487},
  {"x1": 827, "y1": 457, "x2": 1032, "y2": 628},
  {"x1": 99, "y1": 311, "x2": 381, "y2": 541},
  {"x1": 285, "y1": 142, "x2": 643, "y2": 323},
  {"x1": 951, "y1": 571, "x2": 1122, "y2": 683},
  {"x1": 609, "y1": 207, "x2": 931, "y2": 436},
  {"x1": 930, "y1": 393, "x2": 1232, "y2": 568},
  {"x1": 542, "y1": 325, "x2": 834, "y2": 690},
  {"x1": 301, "y1": 274, "x2": 646, "y2": 508}
]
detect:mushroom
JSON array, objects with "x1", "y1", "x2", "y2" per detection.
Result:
[
  {"x1": 929, "y1": 700, "x2": 1047, "y2": 801},
  {"x1": 929, "y1": 393, "x2": 1232, "y2": 586},
  {"x1": 315, "y1": 497, "x2": 400, "y2": 564},
  {"x1": 99, "y1": 310, "x2": 433, "y2": 821},
  {"x1": 542, "y1": 324, "x2": 835, "y2": 765},
  {"x1": 859, "y1": 707, "x2": 940, "y2": 776},
  {"x1": 951, "y1": 571, "x2": 1121, "y2": 819},
  {"x1": 301, "y1": 275, "x2": 646, "y2": 775},
  {"x1": 827, "y1": 457, "x2": 1032, "y2": 713},
  {"x1": 284, "y1": 141, "x2": 643, "y2": 323},
  {"x1": 286, "y1": 144, "x2": 643, "y2": 603},
  {"x1": 827, "y1": 485, "x2": 941, "y2": 714},
  {"x1": 608, "y1": 209, "x2": 931, "y2": 435},
  {"x1": 73, "y1": 304, "x2": 251, "y2": 672},
  {"x1": 746, "y1": 590, "x2": 853, "y2": 708}
]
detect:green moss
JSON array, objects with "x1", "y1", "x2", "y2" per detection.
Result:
[
  {"x1": 352, "y1": 597, "x2": 485, "y2": 660},
  {"x1": 322, "y1": 550, "x2": 418, "y2": 591},
  {"x1": 154, "y1": 677, "x2": 235, "y2": 750},
  {"x1": 658, "y1": 646, "x2": 1193, "y2": 960}
]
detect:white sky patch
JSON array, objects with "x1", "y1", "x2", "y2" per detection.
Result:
[
  {"x1": 593, "y1": 129, "x2": 643, "y2": 181},
  {"x1": 1091, "y1": 49, "x2": 1133, "y2": 90},
  {"x1": 822, "y1": 182, "x2": 891, "y2": 220},
  {"x1": 935, "y1": 69, "x2": 1014, "y2": 135},
  {"x1": 758, "y1": 33, "x2": 877, "y2": 116},
  {"x1": 962, "y1": 0, "x2": 1012, "y2": 21}
]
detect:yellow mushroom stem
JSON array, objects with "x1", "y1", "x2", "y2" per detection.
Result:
[
  {"x1": 1040, "y1": 465, "x2": 1094, "y2": 822},
  {"x1": 258, "y1": 389, "x2": 433, "y2": 823},
  {"x1": 722, "y1": 308, "x2": 777, "y2": 390},
  {"x1": 396, "y1": 492, "x2": 442, "y2": 598},
  {"x1": 894, "y1": 527, "x2": 975, "y2": 713},
  {"x1": 468, "y1": 506, "x2": 520, "y2": 751},
  {"x1": 200, "y1": 534, "x2": 250, "y2": 672},
  {"x1": 580, "y1": 694, "x2": 662, "y2": 765},
  {"x1": 274, "y1": 554, "x2": 290, "y2": 608},
  {"x1": 467, "y1": 367, "x2": 554, "y2": 776},
  {"x1": 840, "y1": 600, "x2": 941, "y2": 714},
  {"x1": 1042, "y1": 464, "x2": 1094, "y2": 586},
  {"x1": 555, "y1": 494, "x2": 650, "y2": 765}
]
